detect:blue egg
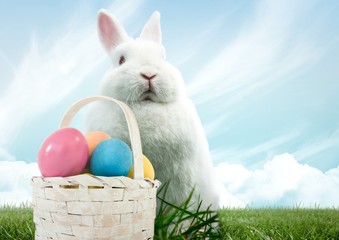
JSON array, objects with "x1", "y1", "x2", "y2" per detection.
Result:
[{"x1": 89, "y1": 138, "x2": 132, "y2": 177}]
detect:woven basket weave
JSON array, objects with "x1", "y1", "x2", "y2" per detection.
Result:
[{"x1": 32, "y1": 96, "x2": 160, "y2": 240}]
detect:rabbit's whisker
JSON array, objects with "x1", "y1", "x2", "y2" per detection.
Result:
[{"x1": 126, "y1": 83, "x2": 141, "y2": 103}]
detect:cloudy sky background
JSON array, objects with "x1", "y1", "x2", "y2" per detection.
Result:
[{"x1": 0, "y1": 0, "x2": 338, "y2": 207}]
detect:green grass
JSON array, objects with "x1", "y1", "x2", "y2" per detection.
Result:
[
  {"x1": 0, "y1": 203, "x2": 34, "y2": 240},
  {"x1": 154, "y1": 185, "x2": 221, "y2": 239},
  {"x1": 219, "y1": 207, "x2": 339, "y2": 240},
  {"x1": 1, "y1": 202, "x2": 338, "y2": 239}
]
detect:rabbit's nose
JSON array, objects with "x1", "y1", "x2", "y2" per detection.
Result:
[{"x1": 141, "y1": 72, "x2": 156, "y2": 81}]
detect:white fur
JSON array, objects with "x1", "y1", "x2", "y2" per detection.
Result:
[{"x1": 87, "y1": 9, "x2": 219, "y2": 210}]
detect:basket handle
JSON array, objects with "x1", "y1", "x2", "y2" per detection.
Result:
[{"x1": 59, "y1": 96, "x2": 144, "y2": 180}]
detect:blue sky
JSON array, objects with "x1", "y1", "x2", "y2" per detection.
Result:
[{"x1": 0, "y1": 0, "x2": 339, "y2": 207}]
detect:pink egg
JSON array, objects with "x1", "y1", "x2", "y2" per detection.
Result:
[{"x1": 38, "y1": 127, "x2": 89, "y2": 177}]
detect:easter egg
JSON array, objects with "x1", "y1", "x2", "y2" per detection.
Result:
[
  {"x1": 38, "y1": 127, "x2": 89, "y2": 177},
  {"x1": 128, "y1": 155, "x2": 155, "y2": 180},
  {"x1": 89, "y1": 139, "x2": 132, "y2": 176},
  {"x1": 84, "y1": 131, "x2": 111, "y2": 156}
]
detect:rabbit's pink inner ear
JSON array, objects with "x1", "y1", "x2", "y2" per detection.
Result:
[
  {"x1": 98, "y1": 10, "x2": 128, "y2": 51},
  {"x1": 140, "y1": 11, "x2": 162, "y2": 44}
]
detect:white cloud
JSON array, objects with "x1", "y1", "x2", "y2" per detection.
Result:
[
  {"x1": 215, "y1": 162, "x2": 251, "y2": 193},
  {"x1": 0, "y1": 161, "x2": 40, "y2": 206},
  {"x1": 216, "y1": 153, "x2": 339, "y2": 208},
  {"x1": 216, "y1": 182, "x2": 246, "y2": 208},
  {"x1": 326, "y1": 167, "x2": 339, "y2": 184},
  {"x1": 1, "y1": 154, "x2": 338, "y2": 208}
]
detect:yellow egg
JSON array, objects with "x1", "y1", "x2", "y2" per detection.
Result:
[
  {"x1": 128, "y1": 155, "x2": 155, "y2": 180},
  {"x1": 81, "y1": 168, "x2": 90, "y2": 174}
]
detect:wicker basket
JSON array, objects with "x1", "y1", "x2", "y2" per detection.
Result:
[{"x1": 32, "y1": 96, "x2": 160, "y2": 240}]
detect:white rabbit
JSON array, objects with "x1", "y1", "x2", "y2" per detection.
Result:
[{"x1": 87, "y1": 9, "x2": 220, "y2": 211}]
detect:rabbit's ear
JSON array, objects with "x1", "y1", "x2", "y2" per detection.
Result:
[
  {"x1": 140, "y1": 11, "x2": 162, "y2": 43},
  {"x1": 98, "y1": 9, "x2": 129, "y2": 51}
]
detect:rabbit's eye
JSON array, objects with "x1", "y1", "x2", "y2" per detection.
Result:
[{"x1": 119, "y1": 55, "x2": 125, "y2": 65}]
